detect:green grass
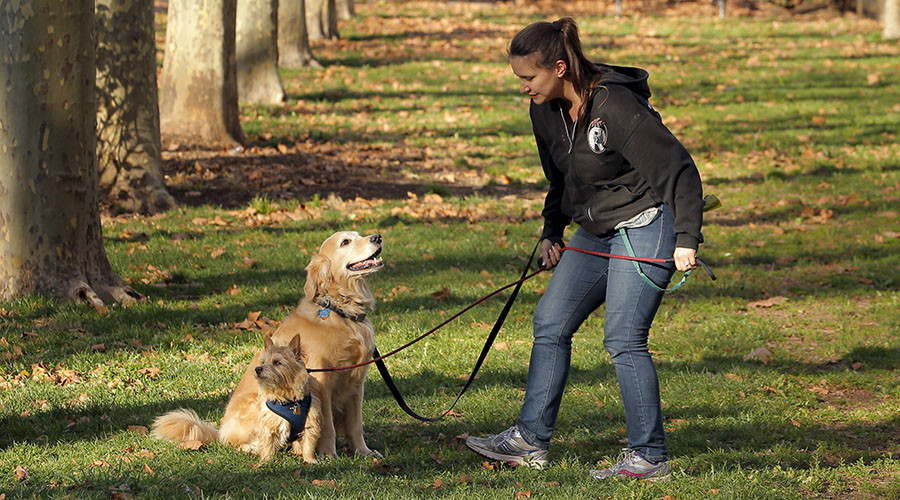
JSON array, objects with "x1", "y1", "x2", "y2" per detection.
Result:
[{"x1": 3, "y1": 1, "x2": 900, "y2": 499}]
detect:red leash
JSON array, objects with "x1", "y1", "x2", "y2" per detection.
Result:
[{"x1": 306, "y1": 247, "x2": 691, "y2": 373}]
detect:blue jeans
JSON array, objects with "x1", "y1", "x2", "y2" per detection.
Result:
[{"x1": 516, "y1": 205, "x2": 676, "y2": 463}]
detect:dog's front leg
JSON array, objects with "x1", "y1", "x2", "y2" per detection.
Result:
[
  {"x1": 345, "y1": 382, "x2": 379, "y2": 457},
  {"x1": 296, "y1": 401, "x2": 322, "y2": 463},
  {"x1": 314, "y1": 377, "x2": 337, "y2": 457}
]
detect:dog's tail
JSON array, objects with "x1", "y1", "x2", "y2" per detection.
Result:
[{"x1": 151, "y1": 408, "x2": 218, "y2": 445}]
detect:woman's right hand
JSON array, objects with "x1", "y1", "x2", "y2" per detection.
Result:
[{"x1": 540, "y1": 239, "x2": 563, "y2": 269}]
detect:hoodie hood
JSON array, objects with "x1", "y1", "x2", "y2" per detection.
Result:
[{"x1": 596, "y1": 63, "x2": 651, "y2": 100}]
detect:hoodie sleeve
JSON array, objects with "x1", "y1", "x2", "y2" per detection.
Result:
[
  {"x1": 602, "y1": 87, "x2": 703, "y2": 249},
  {"x1": 532, "y1": 110, "x2": 571, "y2": 243}
]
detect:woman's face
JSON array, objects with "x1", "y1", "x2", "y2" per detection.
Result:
[{"x1": 510, "y1": 54, "x2": 564, "y2": 105}]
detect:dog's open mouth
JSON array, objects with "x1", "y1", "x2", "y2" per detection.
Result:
[{"x1": 348, "y1": 247, "x2": 383, "y2": 272}]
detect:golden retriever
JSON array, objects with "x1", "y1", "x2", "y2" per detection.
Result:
[
  {"x1": 152, "y1": 334, "x2": 322, "y2": 463},
  {"x1": 269, "y1": 230, "x2": 383, "y2": 457}
]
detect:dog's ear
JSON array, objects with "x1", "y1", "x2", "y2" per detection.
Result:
[
  {"x1": 288, "y1": 334, "x2": 303, "y2": 357},
  {"x1": 304, "y1": 253, "x2": 331, "y2": 299},
  {"x1": 263, "y1": 334, "x2": 274, "y2": 351}
]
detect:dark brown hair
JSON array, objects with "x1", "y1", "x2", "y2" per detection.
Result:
[{"x1": 509, "y1": 18, "x2": 603, "y2": 123}]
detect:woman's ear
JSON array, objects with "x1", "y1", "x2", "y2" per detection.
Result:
[{"x1": 554, "y1": 59, "x2": 567, "y2": 78}]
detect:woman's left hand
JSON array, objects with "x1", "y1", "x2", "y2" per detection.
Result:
[{"x1": 673, "y1": 247, "x2": 697, "y2": 272}]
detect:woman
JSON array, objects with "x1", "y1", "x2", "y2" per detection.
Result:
[{"x1": 465, "y1": 18, "x2": 703, "y2": 481}]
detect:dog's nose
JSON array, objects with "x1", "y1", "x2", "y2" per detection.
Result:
[
  {"x1": 254, "y1": 366, "x2": 263, "y2": 375},
  {"x1": 370, "y1": 234, "x2": 382, "y2": 245}
]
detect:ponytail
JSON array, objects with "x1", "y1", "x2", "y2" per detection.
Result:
[{"x1": 509, "y1": 18, "x2": 603, "y2": 124}]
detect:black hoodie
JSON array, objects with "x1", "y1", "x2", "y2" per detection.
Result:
[{"x1": 532, "y1": 63, "x2": 703, "y2": 250}]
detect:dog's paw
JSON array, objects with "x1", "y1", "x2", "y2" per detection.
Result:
[{"x1": 358, "y1": 449, "x2": 383, "y2": 459}]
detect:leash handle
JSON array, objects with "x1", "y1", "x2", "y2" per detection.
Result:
[{"x1": 373, "y1": 241, "x2": 540, "y2": 422}]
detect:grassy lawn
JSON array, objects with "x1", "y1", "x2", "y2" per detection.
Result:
[{"x1": 3, "y1": 1, "x2": 899, "y2": 498}]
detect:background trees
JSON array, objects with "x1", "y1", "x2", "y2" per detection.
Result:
[
  {"x1": 158, "y1": 0, "x2": 245, "y2": 148},
  {"x1": 95, "y1": 0, "x2": 176, "y2": 214},
  {"x1": 279, "y1": 0, "x2": 322, "y2": 69},
  {"x1": 1, "y1": 0, "x2": 141, "y2": 306},
  {"x1": 237, "y1": 0, "x2": 286, "y2": 104}
]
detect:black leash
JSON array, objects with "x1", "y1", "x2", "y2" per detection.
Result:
[{"x1": 372, "y1": 241, "x2": 540, "y2": 422}]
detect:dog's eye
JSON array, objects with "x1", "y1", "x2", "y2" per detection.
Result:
[
  {"x1": 273, "y1": 360, "x2": 281, "y2": 366},
  {"x1": 340, "y1": 239, "x2": 350, "y2": 247}
]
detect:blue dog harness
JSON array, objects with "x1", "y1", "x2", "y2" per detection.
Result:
[{"x1": 265, "y1": 393, "x2": 313, "y2": 443}]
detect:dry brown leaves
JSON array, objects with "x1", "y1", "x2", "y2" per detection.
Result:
[{"x1": 232, "y1": 311, "x2": 281, "y2": 334}]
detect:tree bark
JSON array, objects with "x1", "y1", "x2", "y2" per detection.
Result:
[
  {"x1": 96, "y1": 0, "x2": 176, "y2": 214},
  {"x1": 159, "y1": 0, "x2": 244, "y2": 147},
  {"x1": 885, "y1": 0, "x2": 900, "y2": 40},
  {"x1": 278, "y1": 0, "x2": 322, "y2": 69},
  {"x1": 306, "y1": 0, "x2": 326, "y2": 41},
  {"x1": 237, "y1": 0, "x2": 285, "y2": 104},
  {"x1": 323, "y1": 0, "x2": 339, "y2": 40},
  {"x1": 306, "y1": 0, "x2": 338, "y2": 40},
  {"x1": 0, "y1": 0, "x2": 142, "y2": 307},
  {"x1": 336, "y1": 0, "x2": 354, "y2": 21}
]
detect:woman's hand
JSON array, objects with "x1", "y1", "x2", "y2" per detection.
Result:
[
  {"x1": 540, "y1": 239, "x2": 563, "y2": 269},
  {"x1": 673, "y1": 247, "x2": 697, "y2": 272}
]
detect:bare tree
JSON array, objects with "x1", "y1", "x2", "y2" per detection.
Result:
[
  {"x1": 279, "y1": 0, "x2": 323, "y2": 69},
  {"x1": 96, "y1": 0, "x2": 176, "y2": 214},
  {"x1": 237, "y1": 0, "x2": 286, "y2": 103},
  {"x1": 159, "y1": 0, "x2": 245, "y2": 147},
  {"x1": 1, "y1": 0, "x2": 142, "y2": 307},
  {"x1": 885, "y1": 0, "x2": 900, "y2": 40}
]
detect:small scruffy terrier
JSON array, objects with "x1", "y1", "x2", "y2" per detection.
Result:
[{"x1": 152, "y1": 334, "x2": 321, "y2": 462}]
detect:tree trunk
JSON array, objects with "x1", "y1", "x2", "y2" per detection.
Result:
[
  {"x1": 159, "y1": 0, "x2": 244, "y2": 148},
  {"x1": 0, "y1": 0, "x2": 142, "y2": 307},
  {"x1": 885, "y1": 0, "x2": 900, "y2": 40},
  {"x1": 306, "y1": 0, "x2": 326, "y2": 41},
  {"x1": 336, "y1": 0, "x2": 354, "y2": 21},
  {"x1": 96, "y1": 0, "x2": 176, "y2": 214},
  {"x1": 278, "y1": 0, "x2": 323, "y2": 69},
  {"x1": 322, "y1": 0, "x2": 339, "y2": 40},
  {"x1": 237, "y1": 0, "x2": 285, "y2": 104}
]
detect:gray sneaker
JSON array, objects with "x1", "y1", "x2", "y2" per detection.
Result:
[
  {"x1": 465, "y1": 426, "x2": 549, "y2": 469},
  {"x1": 589, "y1": 448, "x2": 671, "y2": 481}
]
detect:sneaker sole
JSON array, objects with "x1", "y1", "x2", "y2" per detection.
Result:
[
  {"x1": 465, "y1": 440, "x2": 547, "y2": 470},
  {"x1": 589, "y1": 469, "x2": 671, "y2": 482}
]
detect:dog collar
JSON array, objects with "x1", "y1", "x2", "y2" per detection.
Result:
[
  {"x1": 266, "y1": 393, "x2": 312, "y2": 443},
  {"x1": 313, "y1": 297, "x2": 366, "y2": 322}
]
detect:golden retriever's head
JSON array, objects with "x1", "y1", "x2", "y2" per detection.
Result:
[
  {"x1": 255, "y1": 334, "x2": 308, "y2": 401},
  {"x1": 303, "y1": 231, "x2": 383, "y2": 316}
]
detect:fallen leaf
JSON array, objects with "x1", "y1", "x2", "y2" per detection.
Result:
[
  {"x1": 91, "y1": 343, "x2": 106, "y2": 352},
  {"x1": 516, "y1": 490, "x2": 532, "y2": 499},
  {"x1": 494, "y1": 341, "x2": 508, "y2": 350},
  {"x1": 138, "y1": 367, "x2": 160, "y2": 379},
  {"x1": 15, "y1": 465, "x2": 27, "y2": 481},
  {"x1": 247, "y1": 311, "x2": 261, "y2": 322},
  {"x1": 744, "y1": 347, "x2": 773, "y2": 365},
  {"x1": 459, "y1": 473, "x2": 473, "y2": 483},
  {"x1": 850, "y1": 361, "x2": 864, "y2": 371},
  {"x1": 135, "y1": 449, "x2": 156, "y2": 458},
  {"x1": 482, "y1": 461, "x2": 495, "y2": 470},
  {"x1": 180, "y1": 440, "x2": 204, "y2": 450},
  {"x1": 431, "y1": 287, "x2": 451, "y2": 300},
  {"x1": 242, "y1": 258, "x2": 259, "y2": 268},
  {"x1": 431, "y1": 478, "x2": 445, "y2": 490},
  {"x1": 311, "y1": 479, "x2": 338, "y2": 489},
  {"x1": 127, "y1": 425, "x2": 148, "y2": 435},
  {"x1": 210, "y1": 248, "x2": 225, "y2": 259},
  {"x1": 144, "y1": 463, "x2": 155, "y2": 474}
]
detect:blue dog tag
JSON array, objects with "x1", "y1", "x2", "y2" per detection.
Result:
[{"x1": 317, "y1": 308, "x2": 330, "y2": 319}]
